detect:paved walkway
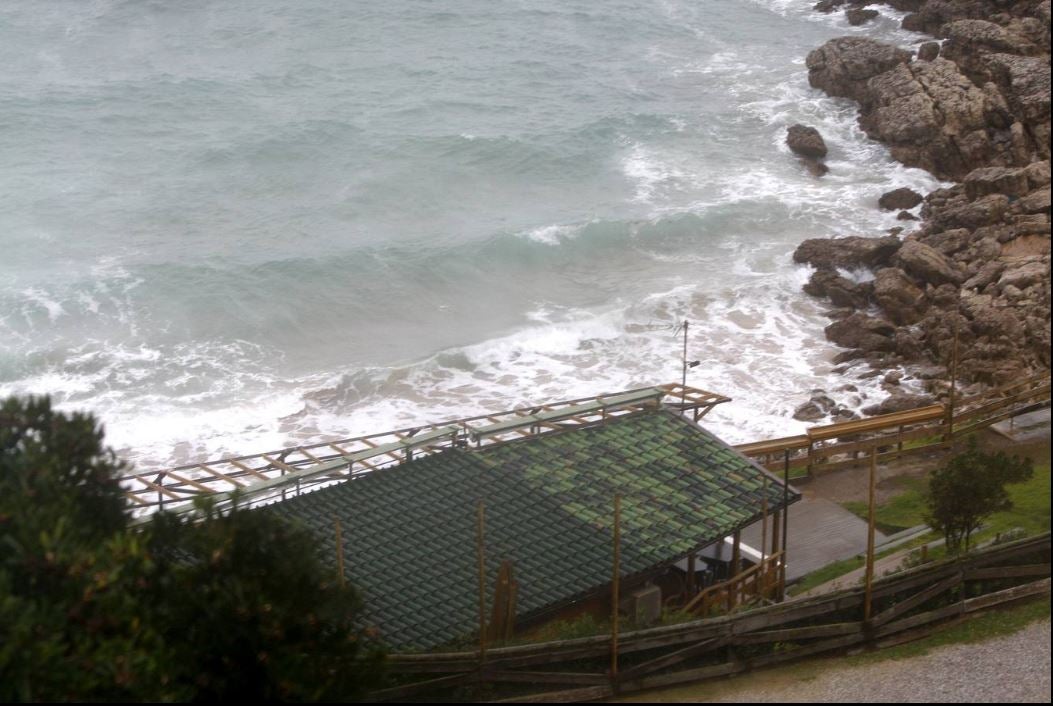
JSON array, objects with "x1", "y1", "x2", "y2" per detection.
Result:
[{"x1": 739, "y1": 494, "x2": 885, "y2": 583}]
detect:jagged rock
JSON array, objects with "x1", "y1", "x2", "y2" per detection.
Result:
[
  {"x1": 806, "y1": 37, "x2": 911, "y2": 104},
  {"x1": 825, "y1": 313, "x2": 896, "y2": 352},
  {"x1": 982, "y1": 54, "x2": 1051, "y2": 127},
  {"x1": 941, "y1": 20, "x2": 1040, "y2": 81},
  {"x1": 897, "y1": 210, "x2": 919, "y2": 221},
  {"x1": 964, "y1": 166, "x2": 1031, "y2": 199},
  {"x1": 832, "y1": 349, "x2": 866, "y2": 364},
  {"x1": 814, "y1": 0, "x2": 848, "y2": 12},
  {"x1": 873, "y1": 267, "x2": 927, "y2": 325},
  {"x1": 926, "y1": 193, "x2": 1009, "y2": 231},
  {"x1": 917, "y1": 41, "x2": 940, "y2": 61},
  {"x1": 879, "y1": 187, "x2": 923, "y2": 210},
  {"x1": 793, "y1": 391, "x2": 837, "y2": 421},
  {"x1": 845, "y1": 7, "x2": 879, "y2": 25},
  {"x1": 862, "y1": 391, "x2": 936, "y2": 416},
  {"x1": 963, "y1": 261, "x2": 1006, "y2": 291},
  {"x1": 786, "y1": 124, "x2": 828, "y2": 159},
  {"x1": 860, "y1": 59, "x2": 1004, "y2": 180},
  {"x1": 884, "y1": 370, "x2": 904, "y2": 385},
  {"x1": 901, "y1": 0, "x2": 988, "y2": 36},
  {"x1": 1019, "y1": 187, "x2": 1051, "y2": 213},
  {"x1": 793, "y1": 234, "x2": 901, "y2": 269},
  {"x1": 1025, "y1": 160, "x2": 1051, "y2": 188},
  {"x1": 893, "y1": 239, "x2": 963, "y2": 285},
  {"x1": 999, "y1": 260, "x2": 1050, "y2": 289},
  {"x1": 804, "y1": 269, "x2": 870, "y2": 308},
  {"x1": 920, "y1": 228, "x2": 970, "y2": 255},
  {"x1": 1001, "y1": 234, "x2": 1051, "y2": 257}
]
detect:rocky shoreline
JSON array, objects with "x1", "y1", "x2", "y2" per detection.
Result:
[{"x1": 789, "y1": 0, "x2": 1050, "y2": 422}]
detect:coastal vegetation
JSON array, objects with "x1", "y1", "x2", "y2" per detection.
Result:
[{"x1": 0, "y1": 395, "x2": 383, "y2": 702}]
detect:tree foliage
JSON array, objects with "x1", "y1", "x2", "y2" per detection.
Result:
[
  {"x1": 1, "y1": 395, "x2": 383, "y2": 702},
  {"x1": 924, "y1": 437, "x2": 1033, "y2": 554}
]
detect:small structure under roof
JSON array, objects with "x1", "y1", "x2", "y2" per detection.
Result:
[{"x1": 263, "y1": 406, "x2": 800, "y2": 650}]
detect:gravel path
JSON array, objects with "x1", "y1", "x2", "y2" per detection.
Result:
[{"x1": 621, "y1": 619, "x2": 1051, "y2": 703}]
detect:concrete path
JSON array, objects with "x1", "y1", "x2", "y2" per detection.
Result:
[{"x1": 739, "y1": 494, "x2": 885, "y2": 583}]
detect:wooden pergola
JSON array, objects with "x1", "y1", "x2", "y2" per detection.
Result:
[{"x1": 119, "y1": 382, "x2": 730, "y2": 519}]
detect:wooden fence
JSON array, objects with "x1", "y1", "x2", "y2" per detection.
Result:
[
  {"x1": 371, "y1": 533, "x2": 1051, "y2": 702},
  {"x1": 734, "y1": 372, "x2": 1050, "y2": 479}
]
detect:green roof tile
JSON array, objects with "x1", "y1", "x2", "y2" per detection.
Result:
[{"x1": 260, "y1": 409, "x2": 798, "y2": 650}]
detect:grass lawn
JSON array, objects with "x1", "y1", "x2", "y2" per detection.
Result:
[{"x1": 842, "y1": 475, "x2": 929, "y2": 534}]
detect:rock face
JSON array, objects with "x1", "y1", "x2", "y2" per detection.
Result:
[
  {"x1": 846, "y1": 7, "x2": 880, "y2": 25},
  {"x1": 794, "y1": 0, "x2": 1052, "y2": 395}
]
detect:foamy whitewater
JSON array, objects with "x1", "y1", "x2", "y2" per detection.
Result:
[{"x1": 0, "y1": 1, "x2": 945, "y2": 469}]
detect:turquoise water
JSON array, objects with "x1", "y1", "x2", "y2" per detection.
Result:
[{"x1": 0, "y1": 0, "x2": 941, "y2": 467}]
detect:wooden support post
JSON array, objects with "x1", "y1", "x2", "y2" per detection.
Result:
[
  {"x1": 864, "y1": 447, "x2": 877, "y2": 622},
  {"x1": 476, "y1": 501, "x2": 487, "y2": 666},
  {"x1": 770, "y1": 509, "x2": 781, "y2": 598},
  {"x1": 730, "y1": 530, "x2": 741, "y2": 609},
  {"x1": 611, "y1": 495, "x2": 621, "y2": 683},
  {"x1": 781, "y1": 450, "x2": 790, "y2": 602},
  {"x1": 334, "y1": 519, "x2": 346, "y2": 588},
  {"x1": 687, "y1": 554, "x2": 697, "y2": 596},
  {"x1": 761, "y1": 495, "x2": 769, "y2": 562}
]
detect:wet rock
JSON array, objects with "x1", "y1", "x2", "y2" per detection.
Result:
[
  {"x1": 893, "y1": 239, "x2": 964, "y2": 285},
  {"x1": 861, "y1": 391, "x2": 936, "y2": 416},
  {"x1": 793, "y1": 234, "x2": 902, "y2": 270},
  {"x1": 897, "y1": 210, "x2": 919, "y2": 221},
  {"x1": 786, "y1": 124, "x2": 828, "y2": 159},
  {"x1": 963, "y1": 166, "x2": 1031, "y2": 200},
  {"x1": 825, "y1": 313, "x2": 896, "y2": 352},
  {"x1": 793, "y1": 391, "x2": 838, "y2": 421},
  {"x1": 806, "y1": 37, "x2": 912, "y2": 104},
  {"x1": 879, "y1": 187, "x2": 924, "y2": 210},
  {"x1": 845, "y1": 7, "x2": 879, "y2": 25},
  {"x1": 917, "y1": 41, "x2": 940, "y2": 61},
  {"x1": 873, "y1": 267, "x2": 927, "y2": 325},
  {"x1": 884, "y1": 370, "x2": 904, "y2": 385},
  {"x1": 804, "y1": 268, "x2": 870, "y2": 308}
]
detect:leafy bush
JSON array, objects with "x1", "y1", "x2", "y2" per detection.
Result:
[
  {"x1": 924, "y1": 437, "x2": 1033, "y2": 554},
  {"x1": 0, "y1": 395, "x2": 383, "y2": 701}
]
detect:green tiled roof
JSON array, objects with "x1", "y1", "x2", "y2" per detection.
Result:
[{"x1": 263, "y1": 410, "x2": 798, "y2": 650}]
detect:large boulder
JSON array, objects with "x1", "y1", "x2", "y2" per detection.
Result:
[
  {"x1": 825, "y1": 313, "x2": 897, "y2": 352},
  {"x1": 845, "y1": 7, "x2": 879, "y2": 25},
  {"x1": 878, "y1": 187, "x2": 923, "y2": 210},
  {"x1": 860, "y1": 59, "x2": 1005, "y2": 179},
  {"x1": 806, "y1": 37, "x2": 911, "y2": 104},
  {"x1": 786, "y1": 124, "x2": 828, "y2": 159},
  {"x1": 862, "y1": 391, "x2": 936, "y2": 416},
  {"x1": 873, "y1": 267, "x2": 927, "y2": 325},
  {"x1": 793, "y1": 234, "x2": 902, "y2": 270},
  {"x1": 963, "y1": 166, "x2": 1031, "y2": 199},
  {"x1": 925, "y1": 193, "x2": 1010, "y2": 231},
  {"x1": 893, "y1": 239, "x2": 964, "y2": 285},
  {"x1": 804, "y1": 269, "x2": 870, "y2": 308},
  {"x1": 998, "y1": 260, "x2": 1050, "y2": 290}
]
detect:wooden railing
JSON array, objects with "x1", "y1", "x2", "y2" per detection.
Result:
[
  {"x1": 685, "y1": 551, "x2": 784, "y2": 617},
  {"x1": 370, "y1": 533, "x2": 1051, "y2": 702},
  {"x1": 735, "y1": 372, "x2": 1051, "y2": 480}
]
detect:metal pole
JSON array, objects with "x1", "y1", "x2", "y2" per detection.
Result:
[
  {"x1": 681, "y1": 320, "x2": 689, "y2": 414},
  {"x1": 864, "y1": 447, "x2": 877, "y2": 622},
  {"x1": 334, "y1": 519, "x2": 346, "y2": 588},
  {"x1": 477, "y1": 501, "x2": 487, "y2": 665},
  {"x1": 611, "y1": 494, "x2": 621, "y2": 682}
]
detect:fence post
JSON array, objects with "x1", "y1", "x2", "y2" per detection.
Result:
[
  {"x1": 864, "y1": 447, "x2": 877, "y2": 622},
  {"x1": 477, "y1": 501, "x2": 487, "y2": 668},
  {"x1": 611, "y1": 494, "x2": 621, "y2": 685}
]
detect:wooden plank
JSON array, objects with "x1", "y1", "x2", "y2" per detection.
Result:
[
  {"x1": 494, "y1": 685, "x2": 614, "y2": 703},
  {"x1": 965, "y1": 564, "x2": 1051, "y2": 581},
  {"x1": 746, "y1": 631, "x2": 867, "y2": 669},
  {"x1": 626, "y1": 660, "x2": 738, "y2": 693},
  {"x1": 731, "y1": 622, "x2": 862, "y2": 645},
  {"x1": 617, "y1": 637, "x2": 725, "y2": 682},
  {"x1": 870, "y1": 572, "x2": 962, "y2": 628},
  {"x1": 963, "y1": 577, "x2": 1051, "y2": 613},
  {"x1": 480, "y1": 670, "x2": 609, "y2": 686},
  {"x1": 369, "y1": 672, "x2": 477, "y2": 702},
  {"x1": 871, "y1": 602, "x2": 964, "y2": 639}
]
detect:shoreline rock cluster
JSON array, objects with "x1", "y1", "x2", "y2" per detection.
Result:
[{"x1": 790, "y1": 0, "x2": 1050, "y2": 421}]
